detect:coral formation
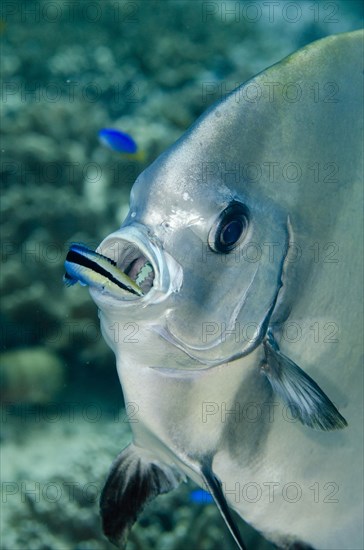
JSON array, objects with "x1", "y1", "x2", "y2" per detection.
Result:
[{"x1": 1, "y1": 412, "x2": 272, "y2": 550}]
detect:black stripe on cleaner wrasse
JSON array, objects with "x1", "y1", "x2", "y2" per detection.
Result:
[{"x1": 64, "y1": 244, "x2": 144, "y2": 297}]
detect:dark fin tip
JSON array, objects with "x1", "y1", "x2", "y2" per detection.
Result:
[
  {"x1": 100, "y1": 444, "x2": 182, "y2": 548},
  {"x1": 63, "y1": 273, "x2": 76, "y2": 286}
]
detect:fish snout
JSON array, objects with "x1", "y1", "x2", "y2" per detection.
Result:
[{"x1": 94, "y1": 224, "x2": 183, "y2": 306}]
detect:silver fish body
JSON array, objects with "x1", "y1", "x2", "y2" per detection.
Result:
[{"x1": 85, "y1": 31, "x2": 363, "y2": 549}]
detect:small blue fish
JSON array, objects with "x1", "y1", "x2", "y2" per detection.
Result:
[
  {"x1": 64, "y1": 243, "x2": 143, "y2": 297},
  {"x1": 98, "y1": 128, "x2": 138, "y2": 154},
  {"x1": 189, "y1": 489, "x2": 214, "y2": 505}
]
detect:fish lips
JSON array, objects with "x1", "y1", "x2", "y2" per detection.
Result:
[{"x1": 89, "y1": 224, "x2": 183, "y2": 309}]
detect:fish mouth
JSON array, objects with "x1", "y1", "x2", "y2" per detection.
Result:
[{"x1": 92, "y1": 224, "x2": 182, "y2": 306}]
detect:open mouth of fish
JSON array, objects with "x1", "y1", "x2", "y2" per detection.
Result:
[
  {"x1": 90, "y1": 224, "x2": 183, "y2": 307},
  {"x1": 114, "y1": 244, "x2": 155, "y2": 295}
]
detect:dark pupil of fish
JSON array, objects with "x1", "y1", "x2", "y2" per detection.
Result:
[{"x1": 220, "y1": 219, "x2": 243, "y2": 246}]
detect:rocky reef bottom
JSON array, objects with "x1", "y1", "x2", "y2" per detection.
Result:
[{"x1": 1, "y1": 404, "x2": 273, "y2": 550}]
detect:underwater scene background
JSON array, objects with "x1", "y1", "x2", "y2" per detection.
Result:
[{"x1": 1, "y1": 1, "x2": 363, "y2": 549}]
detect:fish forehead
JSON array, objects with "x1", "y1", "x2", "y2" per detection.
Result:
[
  {"x1": 127, "y1": 141, "x2": 286, "y2": 253},
  {"x1": 128, "y1": 143, "x2": 287, "y2": 288},
  {"x1": 129, "y1": 31, "x2": 362, "y2": 235},
  {"x1": 129, "y1": 158, "x2": 231, "y2": 233}
]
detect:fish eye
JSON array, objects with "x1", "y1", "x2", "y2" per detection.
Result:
[{"x1": 208, "y1": 202, "x2": 249, "y2": 253}]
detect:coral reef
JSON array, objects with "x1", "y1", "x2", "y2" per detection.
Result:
[{"x1": 1, "y1": 411, "x2": 272, "y2": 550}]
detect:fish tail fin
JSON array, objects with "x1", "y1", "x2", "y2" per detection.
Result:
[
  {"x1": 100, "y1": 443, "x2": 184, "y2": 548},
  {"x1": 262, "y1": 331, "x2": 347, "y2": 431},
  {"x1": 63, "y1": 273, "x2": 77, "y2": 286}
]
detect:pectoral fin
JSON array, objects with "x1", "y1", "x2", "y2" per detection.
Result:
[
  {"x1": 100, "y1": 443, "x2": 184, "y2": 548},
  {"x1": 262, "y1": 331, "x2": 347, "y2": 431}
]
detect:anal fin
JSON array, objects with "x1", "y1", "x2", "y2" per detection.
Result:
[
  {"x1": 100, "y1": 443, "x2": 184, "y2": 548},
  {"x1": 201, "y1": 462, "x2": 247, "y2": 550},
  {"x1": 262, "y1": 330, "x2": 347, "y2": 431}
]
